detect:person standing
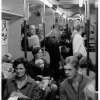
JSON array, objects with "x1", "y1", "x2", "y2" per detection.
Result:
[
  {"x1": 21, "y1": 24, "x2": 40, "y2": 51},
  {"x1": 46, "y1": 19, "x2": 62, "y2": 42},
  {"x1": 72, "y1": 20, "x2": 87, "y2": 56},
  {"x1": 28, "y1": 25, "x2": 40, "y2": 49}
]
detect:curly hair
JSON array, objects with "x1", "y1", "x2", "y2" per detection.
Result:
[
  {"x1": 13, "y1": 57, "x2": 29, "y2": 70},
  {"x1": 35, "y1": 58, "x2": 48, "y2": 68}
]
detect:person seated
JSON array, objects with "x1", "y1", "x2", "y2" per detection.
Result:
[
  {"x1": 73, "y1": 52, "x2": 83, "y2": 61},
  {"x1": 3, "y1": 57, "x2": 40, "y2": 100},
  {"x1": 59, "y1": 45, "x2": 70, "y2": 81},
  {"x1": 21, "y1": 25, "x2": 30, "y2": 51},
  {"x1": 2, "y1": 53, "x2": 14, "y2": 98},
  {"x1": 30, "y1": 47, "x2": 50, "y2": 67},
  {"x1": 28, "y1": 25, "x2": 40, "y2": 49},
  {"x1": 60, "y1": 56, "x2": 91, "y2": 100},
  {"x1": 41, "y1": 36, "x2": 61, "y2": 82},
  {"x1": 84, "y1": 79, "x2": 97, "y2": 100},
  {"x1": 79, "y1": 56, "x2": 95, "y2": 80},
  {"x1": 36, "y1": 24, "x2": 44, "y2": 42},
  {"x1": 2, "y1": 53, "x2": 13, "y2": 63},
  {"x1": 2, "y1": 53, "x2": 14, "y2": 79},
  {"x1": 32, "y1": 58, "x2": 58, "y2": 100},
  {"x1": 21, "y1": 24, "x2": 40, "y2": 51}
]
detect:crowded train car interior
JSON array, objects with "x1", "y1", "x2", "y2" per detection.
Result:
[{"x1": 1, "y1": 0, "x2": 98, "y2": 100}]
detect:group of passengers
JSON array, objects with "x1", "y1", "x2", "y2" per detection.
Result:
[{"x1": 2, "y1": 19, "x2": 96, "y2": 100}]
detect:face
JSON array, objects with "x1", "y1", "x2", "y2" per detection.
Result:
[
  {"x1": 15, "y1": 63, "x2": 26, "y2": 78},
  {"x1": 36, "y1": 49, "x2": 43, "y2": 57},
  {"x1": 80, "y1": 26, "x2": 85, "y2": 34},
  {"x1": 39, "y1": 26, "x2": 44, "y2": 33},
  {"x1": 29, "y1": 25, "x2": 36, "y2": 35},
  {"x1": 36, "y1": 59, "x2": 44, "y2": 70},
  {"x1": 64, "y1": 63, "x2": 78, "y2": 79}
]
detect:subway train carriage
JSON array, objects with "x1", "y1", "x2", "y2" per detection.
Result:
[{"x1": 1, "y1": 0, "x2": 98, "y2": 100}]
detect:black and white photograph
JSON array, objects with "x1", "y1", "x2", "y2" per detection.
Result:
[{"x1": 1, "y1": 0, "x2": 98, "y2": 100}]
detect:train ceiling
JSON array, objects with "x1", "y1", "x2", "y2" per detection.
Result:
[{"x1": 2, "y1": 0, "x2": 97, "y2": 18}]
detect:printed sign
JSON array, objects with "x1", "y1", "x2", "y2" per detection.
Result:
[{"x1": 2, "y1": 20, "x2": 9, "y2": 45}]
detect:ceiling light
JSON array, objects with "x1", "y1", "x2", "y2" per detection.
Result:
[
  {"x1": 95, "y1": 1, "x2": 98, "y2": 8},
  {"x1": 63, "y1": 14, "x2": 66, "y2": 19},
  {"x1": 56, "y1": 9, "x2": 62, "y2": 15},
  {"x1": 40, "y1": 0, "x2": 53, "y2": 8},
  {"x1": 79, "y1": 0, "x2": 84, "y2": 7}
]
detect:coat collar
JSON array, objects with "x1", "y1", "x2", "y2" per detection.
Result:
[
  {"x1": 68, "y1": 74, "x2": 83, "y2": 85},
  {"x1": 11, "y1": 74, "x2": 33, "y2": 84}
]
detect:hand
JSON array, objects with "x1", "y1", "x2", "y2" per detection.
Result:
[
  {"x1": 17, "y1": 92, "x2": 29, "y2": 99},
  {"x1": 37, "y1": 75, "x2": 43, "y2": 79},
  {"x1": 36, "y1": 81, "x2": 41, "y2": 85},
  {"x1": 10, "y1": 91, "x2": 18, "y2": 97},
  {"x1": 43, "y1": 77, "x2": 50, "y2": 80},
  {"x1": 45, "y1": 86, "x2": 51, "y2": 93},
  {"x1": 49, "y1": 78, "x2": 54, "y2": 84},
  {"x1": 36, "y1": 81, "x2": 43, "y2": 88},
  {"x1": 51, "y1": 83, "x2": 58, "y2": 91}
]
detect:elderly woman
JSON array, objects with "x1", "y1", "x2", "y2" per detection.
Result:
[
  {"x1": 32, "y1": 58, "x2": 58, "y2": 100},
  {"x1": 3, "y1": 57, "x2": 40, "y2": 100}
]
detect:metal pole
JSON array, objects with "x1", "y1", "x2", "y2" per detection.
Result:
[
  {"x1": 86, "y1": 19, "x2": 90, "y2": 76},
  {"x1": 84, "y1": 0, "x2": 87, "y2": 24},
  {"x1": 24, "y1": 0, "x2": 27, "y2": 59},
  {"x1": 84, "y1": 0, "x2": 87, "y2": 47},
  {"x1": 66, "y1": 12, "x2": 68, "y2": 34},
  {"x1": 53, "y1": 11, "x2": 55, "y2": 25},
  {"x1": 86, "y1": 0, "x2": 90, "y2": 76},
  {"x1": 24, "y1": 20, "x2": 27, "y2": 59},
  {"x1": 95, "y1": 7, "x2": 98, "y2": 92},
  {"x1": 43, "y1": 2, "x2": 46, "y2": 51},
  {"x1": 23, "y1": 0, "x2": 29, "y2": 59}
]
